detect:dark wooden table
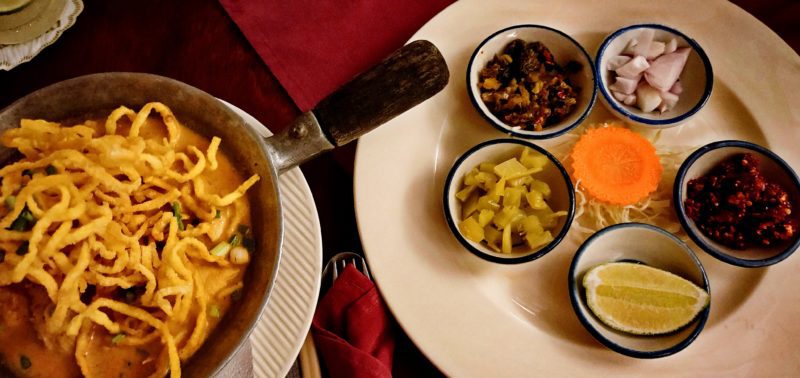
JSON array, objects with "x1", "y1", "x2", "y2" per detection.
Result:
[{"x1": 1, "y1": 1, "x2": 797, "y2": 376}]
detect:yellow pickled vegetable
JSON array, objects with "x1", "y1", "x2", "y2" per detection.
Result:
[
  {"x1": 484, "y1": 225, "x2": 502, "y2": 247},
  {"x1": 479, "y1": 162, "x2": 497, "y2": 173},
  {"x1": 478, "y1": 209, "x2": 495, "y2": 227},
  {"x1": 454, "y1": 146, "x2": 568, "y2": 253},
  {"x1": 493, "y1": 158, "x2": 528, "y2": 178},
  {"x1": 504, "y1": 187, "x2": 525, "y2": 208},
  {"x1": 462, "y1": 191, "x2": 479, "y2": 219},
  {"x1": 456, "y1": 184, "x2": 478, "y2": 202},
  {"x1": 502, "y1": 225, "x2": 513, "y2": 253},
  {"x1": 464, "y1": 167, "x2": 480, "y2": 186},
  {"x1": 520, "y1": 147, "x2": 549, "y2": 170},
  {"x1": 525, "y1": 230, "x2": 554, "y2": 249},
  {"x1": 477, "y1": 194, "x2": 501, "y2": 211},
  {"x1": 459, "y1": 217, "x2": 484, "y2": 243},
  {"x1": 492, "y1": 206, "x2": 523, "y2": 229},
  {"x1": 530, "y1": 179, "x2": 551, "y2": 199},
  {"x1": 521, "y1": 215, "x2": 544, "y2": 235},
  {"x1": 474, "y1": 171, "x2": 499, "y2": 191},
  {"x1": 526, "y1": 189, "x2": 547, "y2": 210}
]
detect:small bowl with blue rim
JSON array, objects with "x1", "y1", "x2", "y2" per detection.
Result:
[
  {"x1": 595, "y1": 24, "x2": 713, "y2": 129},
  {"x1": 674, "y1": 140, "x2": 800, "y2": 268},
  {"x1": 467, "y1": 24, "x2": 597, "y2": 139},
  {"x1": 568, "y1": 222, "x2": 711, "y2": 358},
  {"x1": 443, "y1": 139, "x2": 575, "y2": 264}
]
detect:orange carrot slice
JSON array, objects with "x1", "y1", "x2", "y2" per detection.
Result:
[{"x1": 570, "y1": 125, "x2": 662, "y2": 205}]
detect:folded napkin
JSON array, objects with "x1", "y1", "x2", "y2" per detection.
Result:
[
  {"x1": 219, "y1": 0, "x2": 454, "y2": 111},
  {"x1": 311, "y1": 264, "x2": 394, "y2": 378}
]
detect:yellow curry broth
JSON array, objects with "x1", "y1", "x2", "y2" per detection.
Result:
[{"x1": 0, "y1": 112, "x2": 251, "y2": 377}]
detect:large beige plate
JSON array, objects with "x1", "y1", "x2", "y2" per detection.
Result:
[{"x1": 354, "y1": 0, "x2": 800, "y2": 375}]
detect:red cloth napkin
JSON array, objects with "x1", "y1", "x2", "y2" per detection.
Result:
[
  {"x1": 219, "y1": 0, "x2": 454, "y2": 111},
  {"x1": 311, "y1": 264, "x2": 394, "y2": 378}
]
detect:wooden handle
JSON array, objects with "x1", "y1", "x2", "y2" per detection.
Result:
[{"x1": 312, "y1": 40, "x2": 450, "y2": 147}]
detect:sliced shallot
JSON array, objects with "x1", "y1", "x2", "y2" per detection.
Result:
[
  {"x1": 616, "y1": 56, "x2": 650, "y2": 78},
  {"x1": 669, "y1": 80, "x2": 683, "y2": 95},
  {"x1": 609, "y1": 76, "x2": 639, "y2": 95},
  {"x1": 636, "y1": 83, "x2": 661, "y2": 112},
  {"x1": 607, "y1": 55, "x2": 632, "y2": 71},
  {"x1": 646, "y1": 41, "x2": 666, "y2": 59},
  {"x1": 644, "y1": 47, "x2": 690, "y2": 91},
  {"x1": 628, "y1": 29, "x2": 654, "y2": 57}
]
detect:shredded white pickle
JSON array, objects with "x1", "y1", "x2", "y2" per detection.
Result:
[{"x1": 550, "y1": 122, "x2": 696, "y2": 242}]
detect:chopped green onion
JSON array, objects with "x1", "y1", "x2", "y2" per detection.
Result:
[
  {"x1": 111, "y1": 333, "x2": 126, "y2": 345},
  {"x1": 229, "y1": 233, "x2": 241, "y2": 247},
  {"x1": 20, "y1": 355, "x2": 31, "y2": 369},
  {"x1": 171, "y1": 201, "x2": 184, "y2": 231},
  {"x1": 4, "y1": 195, "x2": 15, "y2": 210},
  {"x1": 20, "y1": 208, "x2": 34, "y2": 223},
  {"x1": 7, "y1": 217, "x2": 26, "y2": 231},
  {"x1": 237, "y1": 224, "x2": 249, "y2": 235},
  {"x1": 215, "y1": 209, "x2": 221, "y2": 219},
  {"x1": 16, "y1": 241, "x2": 29, "y2": 256},
  {"x1": 45, "y1": 165, "x2": 57, "y2": 175},
  {"x1": 6, "y1": 205, "x2": 35, "y2": 232},
  {"x1": 21, "y1": 169, "x2": 33, "y2": 178},
  {"x1": 209, "y1": 305, "x2": 221, "y2": 318},
  {"x1": 210, "y1": 241, "x2": 232, "y2": 257}
]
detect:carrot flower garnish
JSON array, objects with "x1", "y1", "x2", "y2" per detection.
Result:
[{"x1": 570, "y1": 126, "x2": 662, "y2": 205}]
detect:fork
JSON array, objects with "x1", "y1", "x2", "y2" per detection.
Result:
[
  {"x1": 321, "y1": 251, "x2": 372, "y2": 290},
  {"x1": 298, "y1": 252, "x2": 372, "y2": 377}
]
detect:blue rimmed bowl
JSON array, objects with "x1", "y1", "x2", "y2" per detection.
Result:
[
  {"x1": 674, "y1": 140, "x2": 800, "y2": 268},
  {"x1": 595, "y1": 24, "x2": 713, "y2": 128},
  {"x1": 467, "y1": 24, "x2": 596, "y2": 139},
  {"x1": 443, "y1": 139, "x2": 575, "y2": 264},
  {"x1": 568, "y1": 223, "x2": 710, "y2": 358}
]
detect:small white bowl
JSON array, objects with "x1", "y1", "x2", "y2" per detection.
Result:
[
  {"x1": 467, "y1": 24, "x2": 597, "y2": 139},
  {"x1": 443, "y1": 139, "x2": 575, "y2": 264},
  {"x1": 674, "y1": 140, "x2": 800, "y2": 268},
  {"x1": 568, "y1": 223, "x2": 710, "y2": 358},
  {"x1": 595, "y1": 24, "x2": 713, "y2": 128}
]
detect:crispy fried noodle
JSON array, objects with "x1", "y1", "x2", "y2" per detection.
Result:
[{"x1": 0, "y1": 103, "x2": 259, "y2": 377}]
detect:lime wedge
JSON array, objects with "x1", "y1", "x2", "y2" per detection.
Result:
[{"x1": 582, "y1": 262, "x2": 709, "y2": 335}]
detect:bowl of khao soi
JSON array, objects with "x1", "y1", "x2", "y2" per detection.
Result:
[{"x1": 0, "y1": 73, "x2": 282, "y2": 378}]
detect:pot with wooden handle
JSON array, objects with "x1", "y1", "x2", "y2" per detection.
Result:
[{"x1": 0, "y1": 40, "x2": 449, "y2": 376}]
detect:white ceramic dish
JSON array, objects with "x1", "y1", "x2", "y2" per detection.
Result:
[
  {"x1": 443, "y1": 139, "x2": 574, "y2": 263},
  {"x1": 674, "y1": 140, "x2": 800, "y2": 268},
  {"x1": 467, "y1": 24, "x2": 596, "y2": 139},
  {"x1": 354, "y1": 0, "x2": 800, "y2": 375},
  {"x1": 595, "y1": 24, "x2": 713, "y2": 128},
  {"x1": 0, "y1": 0, "x2": 82, "y2": 70},
  {"x1": 568, "y1": 223, "x2": 710, "y2": 358},
  {"x1": 222, "y1": 102, "x2": 322, "y2": 378}
]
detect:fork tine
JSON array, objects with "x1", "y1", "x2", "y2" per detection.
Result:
[
  {"x1": 332, "y1": 261, "x2": 340, "y2": 282},
  {"x1": 360, "y1": 256, "x2": 372, "y2": 280}
]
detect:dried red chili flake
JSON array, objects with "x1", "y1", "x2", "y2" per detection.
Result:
[{"x1": 684, "y1": 153, "x2": 796, "y2": 249}]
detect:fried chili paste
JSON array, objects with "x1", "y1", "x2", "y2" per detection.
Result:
[
  {"x1": 478, "y1": 39, "x2": 581, "y2": 131},
  {"x1": 684, "y1": 153, "x2": 796, "y2": 249}
]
